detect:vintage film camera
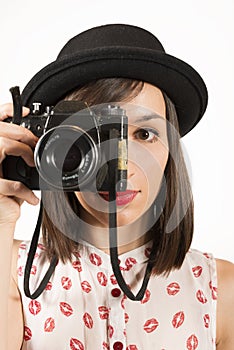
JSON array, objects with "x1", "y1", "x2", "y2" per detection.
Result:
[{"x1": 2, "y1": 99, "x2": 128, "y2": 192}]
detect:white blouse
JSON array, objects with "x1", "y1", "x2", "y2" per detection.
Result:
[{"x1": 17, "y1": 239, "x2": 217, "y2": 350}]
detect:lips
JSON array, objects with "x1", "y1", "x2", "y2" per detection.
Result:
[
  {"x1": 167, "y1": 282, "x2": 181, "y2": 296},
  {"x1": 141, "y1": 289, "x2": 151, "y2": 304},
  {"x1": 192, "y1": 266, "x2": 203, "y2": 278},
  {"x1": 143, "y1": 318, "x2": 159, "y2": 333},
  {"x1": 172, "y1": 311, "x2": 185, "y2": 328},
  {"x1": 99, "y1": 190, "x2": 139, "y2": 206},
  {"x1": 186, "y1": 334, "x2": 198, "y2": 350},
  {"x1": 196, "y1": 290, "x2": 208, "y2": 304},
  {"x1": 83, "y1": 312, "x2": 93, "y2": 329},
  {"x1": 44, "y1": 317, "x2": 55, "y2": 332},
  {"x1": 70, "y1": 338, "x2": 84, "y2": 350},
  {"x1": 97, "y1": 271, "x2": 108, "y2": 286},
  {"x1": 60, "y1": 302, "x2": 73, "y2": 317},
  {"x1": 29, "y1": 300, "x2": 41, "y2": 315},
  {"x1": 24, "y1": 326, "x2": 32, "y2": 341},
  {"x1": 61, "y1": 276, "x2": 72, "y2": 290},
  {"x1": 98, "y1": 306, "x2": 109, "y2": 320}
]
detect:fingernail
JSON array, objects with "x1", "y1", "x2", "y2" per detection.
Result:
[
  {"x1": 33, "y1": 196, "x2": 40, "y2": 205},
  {"x1": 22, "y1": 107, "x2": 30, "y2": 114}
]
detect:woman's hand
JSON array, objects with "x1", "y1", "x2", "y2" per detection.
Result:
[{"x1": 0, "y1": 103, "x2": 40, "y2": 224}]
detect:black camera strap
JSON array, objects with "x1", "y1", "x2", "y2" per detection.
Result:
[
  {"x1": 9, "y1": 86, "x2": 23, "y2": 125},
  {"x1": 24, "y1": 196, "x2": 58, "y2": 299},
  {"x1": 109, "y1": 198, "x2": 154, "y2": 301},
  {"x1": 108, "y1": 131, "x2": 154, "y2": 301}
]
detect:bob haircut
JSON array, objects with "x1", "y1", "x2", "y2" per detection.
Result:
[{"x1": 41, "y1": 78, "x2": 194, "y2": 276}]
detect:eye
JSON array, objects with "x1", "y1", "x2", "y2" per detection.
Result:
[{"x1": 134, "y1": 128, "x2": 159, "y2": 143}]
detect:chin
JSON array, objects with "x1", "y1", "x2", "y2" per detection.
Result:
[{"x1": 116, "y1": 211, "x2": 142, "y2": 227}]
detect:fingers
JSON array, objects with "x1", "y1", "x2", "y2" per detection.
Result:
[
  {"x1": 0, "y1": 179, "x2": 39, "y2": 206},
  {"x1": 0, "y1": 122, "x2": 38, "y2": 148},
  {"x1": 0, "y1": 137, "x2": 35, "y2": 167},
  {"x1": 0, "y1": 103, "x2": 40, "y2": 219},
  {"x1": 0, "y1": 103, "x2": 30, "y2": 121},
  {"x1": 0, "y1": 103, "x2": 38, "y2": 149}
]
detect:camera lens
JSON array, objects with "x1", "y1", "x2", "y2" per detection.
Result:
[
  {"x1": 34, "y1": 125, "x2": 99, "y2": 190},
  {"x1": 53, "y1": 142, "x2": 82, "y2": 173}
]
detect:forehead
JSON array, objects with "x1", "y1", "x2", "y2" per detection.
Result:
[{"x1": 121, "y1": 82, "x2": 166, "y2": 122}]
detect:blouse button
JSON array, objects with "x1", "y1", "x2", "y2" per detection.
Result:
[
  {"x1": 113, "y1": 341, "x2": 123, "y2": 350},
  {"x1": 111, "y1": 288, "x2": 121, "y2": 297}
]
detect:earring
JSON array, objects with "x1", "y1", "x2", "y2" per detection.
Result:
[
  {"x1": 153, "y1": 202, "x2": 164, "y2": 222},
  {"x1": 153, "y1": 202, "x2": 157, "y2": 220}
]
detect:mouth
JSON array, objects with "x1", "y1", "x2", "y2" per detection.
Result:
[{"x1": 98, "y1": 190, "x2": 139, "y2": 206}]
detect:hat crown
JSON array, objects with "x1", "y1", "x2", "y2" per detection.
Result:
[{"x1": 57, "y1": 24, "x2": 165, "y2": 60}]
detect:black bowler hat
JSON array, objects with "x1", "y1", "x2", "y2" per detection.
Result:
[{"x1": 21, "y1": 23, "x2": 208, "y2": 137}]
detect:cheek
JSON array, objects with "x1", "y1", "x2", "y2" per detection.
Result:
[
  {"x1": 136, "y1": 146, "x2": 168, "y2": 182},
  {"x1": 143, "y1": 147, "x2": 168, "y2": 198},
  {"x1": 75, "y1": 191, "x2": 109, "y2": 214}
]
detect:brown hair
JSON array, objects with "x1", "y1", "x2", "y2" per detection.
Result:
[{"x1": 41, "y1": 78, "x2": 194, "y2": 276}]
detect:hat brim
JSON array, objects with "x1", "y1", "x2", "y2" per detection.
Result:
[{"x1": 21, "y1": 47, "x2": 208, "y2": 137}]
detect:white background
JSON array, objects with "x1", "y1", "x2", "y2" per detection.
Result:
[{"x1": 0, "y1": 0, "x2": 233, "y2": 262}]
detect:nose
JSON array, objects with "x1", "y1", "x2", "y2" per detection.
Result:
[
  {"x1": 127, "y1": 140, "x2": 138, "y2": 180},
  {"x1": 127, "y1": 159, "x2": 137, "y2": 180}
]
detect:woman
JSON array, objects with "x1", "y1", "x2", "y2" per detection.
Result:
[{"x1": 0, "y1": 24, "x2": 233, "y2": 350}]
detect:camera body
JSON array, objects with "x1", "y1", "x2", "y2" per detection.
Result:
[{"x1": 2, "y1": 101, "x2": 128, "y2": 192}]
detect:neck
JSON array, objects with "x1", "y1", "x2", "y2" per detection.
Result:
[{"x1": 78, "y1": 209, "x2": 154, "y2": 255}]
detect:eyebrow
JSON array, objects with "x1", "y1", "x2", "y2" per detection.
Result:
[{"x1": 134, "y1": 114, "x2": 164, "y2": 123}]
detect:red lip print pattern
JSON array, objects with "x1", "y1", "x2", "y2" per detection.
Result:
[
  {"x1": 196, "y1": 290, "x2": 207, "y2": 304},
  {"x1": 108, "y1": 325, "x2": 114, "y2": 338},
  {"x1": 143, "y1": 318, "x2": 159, "y2": 333},
  {"x1": 60, "y1": 302, "x2": 73, "y2": 317},
  {"x1": 98, "y1": 306, "x2": 109, "y2": 320},
  {"x1": 192, "y1": 266, "x2": 203, "y2": 278},
  {"x1": 83, "y1": 312, "x2": 93, "y2": 329},
  {"x1": 81, "y1": 280, "x2": 92, "y2": 293},
  {"x1": 45, "y1": 281, "x2": 52, "y2": 290},
  {"x1": 212, "y1": 286, "x2": 218, "y2": 300},
  {"x1": 89, "y1": 253, "x2": 102, "y2": 266},
  {"x1": 18, "y1": 241, "x2": 217, "y2": 349},
  {"x1": 70, "y1": 338, "x2": 84, "y2": 350},
  {"x1": 73, "y1": 251, "x2": 81, "y2": 258},
  {"x1": 28, "y1": 300, "x2": 41, "y2": 315},
  {"x1": 44, "y1": 317, "x2": 55, "y2": 332},
  {"x1": 209, "y1": 281, "x2": 218, "y2": 300},
  {"x1": 172, "y1": 311, "x2": 185, "y2": 328},
  {"x1": 166, "y1": 282, "x2": 180, "y2": 296},
  {"x1": 141, "y1": 289, "x2": 151, "y2": 304},
  {"x1": 102, "y1": 341, "x2": 110, "y2": 350},
  {"x1": 37, "y1": 243, "x2": 46, "y2": 251},
  {"x1": 19, "y1": 242, "x2": 27, "y2": 250},
  {"x1": 61, "y1": 276, "x2": 72, "y2": 290},
  {"x1": 72, "y1": 260, "x2": 82, "y2": 272},
  {"x1": 125, "y1": 257, "x2": 137, "y2": 271},
  {"x1": 17, "y1": 266, "x2": 23, "y2": 276},
  {"x1": 125, "y1": 312, "x2": 129, "y2": 323},
  {"x1": 110, "y1": 274, "x2": 117, "y2": 285},
  {"x1": 186, "y1": 334, "x2": 198, "y2": 350},
  {"x1": 24, "y1": 326, "x2": 32, "y2": 341},
  {"x1": 203, "y1": 314, "x2": 210, "y2": 328},
  {"x1": 97, "y1": 271, "x2": 108, "y2": 286},
  {"x1": 30, "y1": 265, "x2": 37, "y2": 275}
]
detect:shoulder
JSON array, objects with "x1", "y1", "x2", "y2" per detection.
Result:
[
  {"x1": 216, "y1": 258, "x2": 234, "y2": 349},
  {"x1": 216, "y1": 258, "x2": 234, "y2": 283}
]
